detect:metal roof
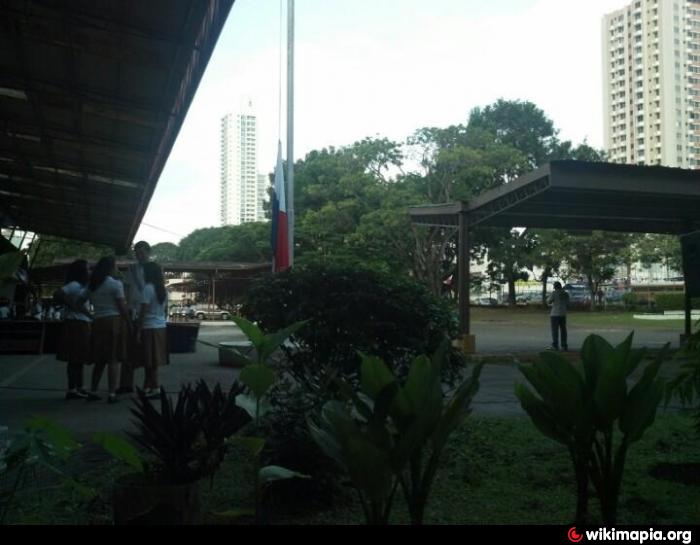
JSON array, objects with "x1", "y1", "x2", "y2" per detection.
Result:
[
  {"x1": 0, "y1": 0, "x2": 234, "y2": 252},
  {"x1": 409, "y1": 161, "x2": 700, "y2": 234}
]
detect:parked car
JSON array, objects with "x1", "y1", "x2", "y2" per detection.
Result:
[
  {"x1": 168, "y1": 305, "x2": 195, "y2": 319},
  {"x1": 190, "y1": 305, "x2": 231, "y2": 321},
  {"x1": 564, "y1": 284, "x2": 592, "y2": 304}
]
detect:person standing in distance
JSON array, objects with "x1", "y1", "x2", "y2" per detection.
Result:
[
  {"x1": 547, "y1": 281, "x2": 569, "y2": 351},
  {"x1": 117, "y1": 240, "x2": 151, "y2": 395}
]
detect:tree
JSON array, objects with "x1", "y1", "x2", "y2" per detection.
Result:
[
  {"x1": 466, "y1": 99, "x2": 559, "y2": 169},
  {"x1": 567, "y1": 231, "x2": 630, "y2": 310},
  {"x1": 150, "y1": 242, "x2": 179, "y2": 263},
  {"x1": 529, "y1": 229, "x2": 572, "y2": 306},
  {"x1": 480, "y1": 228, "x2": 536, "y2": 305},
  {"x1": 29, "y1": 236, "x2": 112, "y2": 267},
  {"x1": 177, "y1": 223, "x2": 271, "y2": 263}
]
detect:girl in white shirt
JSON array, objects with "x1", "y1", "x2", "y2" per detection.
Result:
[
  {"x1": 137, "y1": 262, "x2": 168, "y2": 398},
  {"x1": 54, "y1": 259, "x2": 92, "y2": 400},
  {"x1": 88, "y1": 256, "x2": 131, "y2": 403}
]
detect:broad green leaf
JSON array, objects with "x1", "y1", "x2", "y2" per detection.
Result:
[
  {"x1": 240, "y1": 364, "x2": 276, "y2": 400},
  {"x1": 308, "y1": 419, "x2": 344, "y2": 464},
  {"x1": 582, "y1": 334, "x2": 614, "y2": 390},
  {"x1": 259, "y1": 320, "x2": 308, "y2": 363},
  {"x1": 515, "y1": 384, "x2": 570, "y2": 445},
  {"x1": 359, "y1": 353, "x2": 395, "y2": 399},
  {"x1": 403, "y1": 355, "x2": 439, "y2": 414},
  {"x1": 231, "y1": 316, "x2": 265, "y2": 349},
  {"x1": 92, "y1": 432, "x2": 144, "y2": 472},
  {"x1": 227, "y1": 436, "x2": 266, "y2": 458},
  {"x1": 0, "y1": 251, "x2": 22, "y2": 281},
  {"x1": 25, "y1": 417, "x2": 80, "y2": 459},
  {"x1": 258, "y1": 465, "x2": 310, "y2": 485},
  {"x1": 344, "y1": 435, "x2": 394, "y2": 502}
]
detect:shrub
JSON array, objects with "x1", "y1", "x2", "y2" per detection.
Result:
[
  {"x1": 516, "y1": 333, "x2": 668, "y2": 525},
  {"x1": 241, "y1": 263, "x2": 463, "y2": 387}
]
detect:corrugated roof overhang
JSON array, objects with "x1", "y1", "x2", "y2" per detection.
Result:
[
  {"x1": 0, "y1": 0, "x2": 234, "y2": 251},
  {"x1": 409, "y1": 161, "x2": 700, "y2": 234}
]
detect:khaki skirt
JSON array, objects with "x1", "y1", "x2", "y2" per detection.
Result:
[
  {"x1": 142, "y1": 328, "x2": 167, "y2": 368},
  {"x1": 91, "y1": 316, "x2": 127, "y2": 365},
  {"x1": 56, "y1": 320, "x2": 91, "y2": 365}
]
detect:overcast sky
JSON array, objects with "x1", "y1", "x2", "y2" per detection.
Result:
[{"x1": 135, "y1": 0, "x2": 630, "y2": 245}]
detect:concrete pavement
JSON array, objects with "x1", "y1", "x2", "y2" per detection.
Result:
[{"x1": 0, "y1": 320, "x2": 687, "y2": 437}]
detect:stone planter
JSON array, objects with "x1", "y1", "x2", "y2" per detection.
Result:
[
  {"x1": 218, "y1": 340, "x2": 254, "y2": 367},
  {"x1": 113, "y1": 473, "x2": 202, "y2": 525}
]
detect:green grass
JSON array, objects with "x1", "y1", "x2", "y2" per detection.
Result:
[
  {"x1": 3, "y1": 414, "x2": 698, "y2": 525},
  {"x1": 472, "y1": 307, "x2": 693, "y2": 332}
]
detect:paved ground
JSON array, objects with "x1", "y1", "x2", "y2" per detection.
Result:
[{"x1": 0, "y1": 319, "x2": 688, "y2": 438}]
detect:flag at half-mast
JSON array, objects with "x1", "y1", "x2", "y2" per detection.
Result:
[{"x1": 271, "y1": 141, "x2": 289, "y2": 272}]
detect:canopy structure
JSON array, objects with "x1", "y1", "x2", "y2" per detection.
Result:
[
  {"x1": 0, "y1": 0, "x2": 234, "y2": 252},
  {"x1": 409, "y1": 160, "x2": 700, "y2": 346}
]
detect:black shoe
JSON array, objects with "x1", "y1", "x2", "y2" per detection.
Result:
[
  {"x1": 107, "y1": 394, "x2": 119, "y2": 404},
  {"x1": 562, "y1": 346, "x2": 569, "y2": 352},
  {"x1": 65, "y1": 390, "x2": 88, "y2": 400},
  {"x1": 86, "y1": 392, "x2": 101, "y2": 402},
  {"x1": 116, "y1": 386, "x2": 134, "y2": 395}
]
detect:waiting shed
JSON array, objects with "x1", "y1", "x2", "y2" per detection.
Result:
[{"x1": 408, "y1": 160, "x2": 700, "y2": 350}]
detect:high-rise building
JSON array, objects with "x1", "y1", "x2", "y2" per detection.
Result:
[
  {"x1": 220, "y1": 100, "x2": 268, "y2": 226},
  {"x1": 602, "y1": 0, "x2": 700, "y2": 168}
]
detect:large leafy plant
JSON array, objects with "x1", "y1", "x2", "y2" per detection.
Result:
[
  {"x1": 665, "y1": 321, "x2": 700, "y2": 433},
  {"x1": 515, "y1": 333, "x2": 667, "y2": 525},
  {"x1": 309, "y1": 343, "x2": 483, "y2": 524},
  {"x1": 95, "y1": 380, "x2": 250, "y2": 485},
  {"x1": 1, "y1": 418, "x2": 93, "y2": 523}
]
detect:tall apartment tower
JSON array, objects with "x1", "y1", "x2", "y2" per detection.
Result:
[
  {"x1": 602, "y1": 0, "x2": 700, "y2": 168},
  {"x1": 220, "y1": 100, "x2": 267, "y2": 226}
]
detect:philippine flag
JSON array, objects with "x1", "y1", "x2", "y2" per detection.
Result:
[{"x1": 271, "y1": 141, "x2": 290, "y2": 272}]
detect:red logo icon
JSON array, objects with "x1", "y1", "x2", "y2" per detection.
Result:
[{"x1": 568, "y1": 527, "x2": 584, "y2": 543}]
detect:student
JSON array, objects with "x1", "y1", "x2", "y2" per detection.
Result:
[
  {"x1": 88, "y1": 256, "x2": 131, "y2": 403},
  {"x1": 117, "y1": 240, "x2": 152, "y2": 394},
  {"x1": 547, "y1": 281, "x2": 570, "y2": 351},
  {"x1": 54, "y1": 259, "x2": 92, "y2": 400},
  {"x1": 137, "y1": 262, "x2": 168, "y2": 399}
]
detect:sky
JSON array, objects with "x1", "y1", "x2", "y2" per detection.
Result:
[{"x1": 135, "y1": 0, "x2": 630, "y2": 245}]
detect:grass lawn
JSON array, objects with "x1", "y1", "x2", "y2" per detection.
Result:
[
  {"x1": 472, "y1": 307, "x2": 693, "y2": 332},
  {"x1": 4, "y1": 413, "x2": 698, "y2": 525}
]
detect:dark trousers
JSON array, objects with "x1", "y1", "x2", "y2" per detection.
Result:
[
  {"x1": 550, "y1": 316, "x2": 568, "y2": 349},
  {"x1": 67, "y1": 362, "x2": 83, "y2": 390}
]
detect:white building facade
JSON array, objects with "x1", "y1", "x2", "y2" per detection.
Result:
[
  {"x1": 603, "y1": 0, "x2": 700, "y2": 168},
  {"x1": 220, "y1": 101, "x2": 268, "y2": 226}
]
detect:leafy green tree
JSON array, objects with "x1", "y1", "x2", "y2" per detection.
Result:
[
  {"x1": 177, "y1": 223, "x2": 271, "y2": 263},
  {"x1": 150, "y1": 242, "x2": 179, "y2": 263},
  {"x1": 29, "y1": 236, "x2": 112, "y2": 267},
  {"x1": 480, "y1": 228, "x2": 536, "y2": 305},
  {"x1": 566, "y1": 231, "x2": 630, "y2": 310},
  {"x1": 466, "y1": 98, "x2": 559, "y2": 168},
  {"x1": 529, "y1": 229, "x2": 573, "y2": 306}
]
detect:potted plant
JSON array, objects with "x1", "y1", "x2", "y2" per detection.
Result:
[{"x1": 94, "y1": 380, "x2": 250, "y2": 524}]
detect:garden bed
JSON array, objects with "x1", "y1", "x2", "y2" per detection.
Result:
[{"x1": 3, "y1": 414, "x2": 698, "y2": 525}]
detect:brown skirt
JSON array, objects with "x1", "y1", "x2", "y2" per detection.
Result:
[
  {"x1": 142, "y1": 328, "x2": 167, "y2": 368},
  {"x1": 56, "y1": 320, "x2": 91, "y2": 364},
  {"x1": 91, "y1": 316, "x2": 127, "y2": 365}
]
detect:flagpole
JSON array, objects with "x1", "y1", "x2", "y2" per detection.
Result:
[{"x1": 287, "y1": 0, "x2": 295, "y2": 266}]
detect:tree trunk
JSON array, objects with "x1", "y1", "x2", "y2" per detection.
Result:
[
  {"x1": 587, "y1": 275, "x2": 597, "y2": 312},
  {"x1": 507, "y1": 277, "x2": 516, "y2": 305},
  {"x1": 541, "y1": 270, "x2": 550, "y2": 308}
]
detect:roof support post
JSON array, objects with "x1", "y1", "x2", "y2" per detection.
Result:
[
  {"x1": 456, "y1": 209, "x2": 475, "y2": 353},
  {"x1": 457, "y1": 210, "x2": 470, "y2": 335}
]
